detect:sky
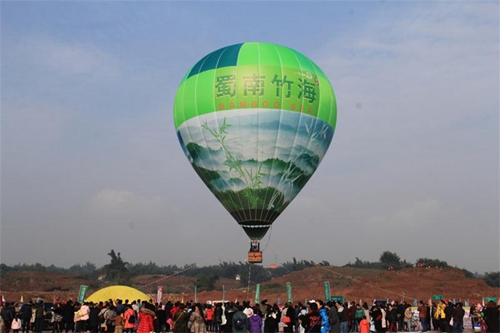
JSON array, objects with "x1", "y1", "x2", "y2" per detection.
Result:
[{"x1": 1, "y1": 1, "x2": 498, "y2": 275}]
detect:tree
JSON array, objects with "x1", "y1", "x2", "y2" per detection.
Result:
[
  {"x1": 483, "y1": 271, "x2": 500, "y2": 287},
  {"x1": 103, "y1": 249, "x2": 130, "y2": 284},
  {"x1": 380, "y1": 251, "x2": 401, "y2": 269},
  {"x1": 195, "y1": 273, "x2": 219, "y2": 291},
  {"x1": 416, "y1": 258, "x2": 448, "y2": 268}
]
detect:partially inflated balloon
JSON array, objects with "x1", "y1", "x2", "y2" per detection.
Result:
[{"x1": 174, "y1": 42, "x2": 336, "y2": 241}]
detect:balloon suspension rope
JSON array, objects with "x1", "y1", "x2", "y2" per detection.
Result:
[
  {"x1": 261, "y1": 224, "x2": 273, "y2": 252},
  {"x1": 138, "y1": 256, "x2": 213, "y2": 292}
]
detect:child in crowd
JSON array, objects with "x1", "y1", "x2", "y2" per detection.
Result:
[
  {"x1": 110, "y1": 314, "x2": 124, "y2": 333},
  {"x1": 360, "y1": 316, "x2": 370, "y2": 333},
  {"x1": 11, "y1": 315, "x2": 22, "y2": 333}
]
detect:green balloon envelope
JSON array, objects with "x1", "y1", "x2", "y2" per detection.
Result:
[{"x1": 174, "y1": 42, "x2": 337, "y2": 240}]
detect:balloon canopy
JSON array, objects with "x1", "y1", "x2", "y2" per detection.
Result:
[
  {"x1": 174, "y1": 42, "x2": 337, "y2": 241},
  {"x1": 86, "y1": 285, "x2": 149, "y2": 303}
]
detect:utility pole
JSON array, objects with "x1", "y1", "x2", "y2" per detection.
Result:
[{"x1": 247, "y1": 263, "x2": 252, "y2": 295}]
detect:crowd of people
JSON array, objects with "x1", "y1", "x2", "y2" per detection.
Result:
[{"x1": 0, "y1": 298, "x2": 499, "y2": 333}]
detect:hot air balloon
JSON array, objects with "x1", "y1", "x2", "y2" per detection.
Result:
[{"x1": 173, "y1": 42, "x2": 337, "y2": 263}]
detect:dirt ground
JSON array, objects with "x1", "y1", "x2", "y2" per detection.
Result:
[{"x1": 1, "y1": 266, "x2": 498, "y2": 304}]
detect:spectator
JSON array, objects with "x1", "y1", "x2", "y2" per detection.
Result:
[
  {"x1": 264, "y1": 305, "x2": 278, "y2": 333},
  {"x1": 19, "y1": 301, "x2": 32, "y2": 333},
  {"x1": 189, "y1": 304, "x2": 206, "y2": 333},
  {"x1": 11, "y1": 315, "x2": 22, "y2": 333},
  {"x1": 317, "y1": 301, "x2": 330, "y2": 333},
  {"x1": 172, "y1": 305, "x2": 190, "y2": 333},
  {"x1": 232, "y1": 306, "x2": 248, "y2": 333},
  {"x1": 304, "y1": 302, "x2": 321, "y2": 333},
  {"x1": 248, "y1": 307, "x2": 262, "y2": 333},
  {"x1": 359, "y1": 316, "x2": 370, "y2": 333},
  {"x1": 417, "y1": 301, "x2": 428, "y2": 333},
  {"x1": 326, "y1": 302, "x2": 340, "y2": 333},
  {"x1": 451, "y1": 302, "x2": 465, "y2": 333},
  {"x1": 137, "y1": 305, "x2": 155, "y2": 333},
  {"x1": 483, "y1": 301, "x2": 499, "y2": 333}
]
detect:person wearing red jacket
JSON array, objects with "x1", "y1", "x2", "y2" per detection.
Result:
[
  {"x1": 205, "y1": 306, "x2": 214, "y2": 332},
  {"x1": 137, "y1": 307, "x2": 155, "y2": 333},
  {"x1": 123, "y1": 306, "x2": 136, "y2": 333},
  {"x1": 359, "y1": 316, "x2": 370, "y2": 333}
]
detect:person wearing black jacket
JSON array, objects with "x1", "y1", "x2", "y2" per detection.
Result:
[
  {"x1": 444, "y1": 302, "x2": 454, "y2": 333},
  {"x1": 1, "y1": 303, "x2": 13, "y2": 333},
  {"x1": 19, "y1": 301, "x2": 32, "y2": 333},
  {"x1": 371, "y1": 305, "x2": 383, "y2": 333},
  {"x1": 88, "y1": 303, "x2": 100, "y2": 333},
  {"x1": 451, "y1": 302, "x2": 465, "y2": 333},
  {"x1": 483, "y1": 301, "x2": 499, "y2": 333},
  {"x1": 62, "y1": 300, "x2": 75, "y2": 333},
  {"x1": 386, "y1": 305, "x2": 397, "y2": 332},
  {"x1": 396, "y1": 302, "x2": 405, "y2": 332},
  {"x1": 284, "y1": 304, "x2": 295, "y2": 333},
  {"x1": 326, "y1": 302, "x2": 340, "y2": 333},
  {"x1": 213, "y1": 303, "x2": 223, "y2": 333},
  {"x1": 155, "y1": 304, "x2": 167, "y2": 333},
  {"x1": 304, "y1": 303, "x2": 321, "y2": 333},
  {"x1": 263, "y1": 305, "x2": 278, "y2": 333}
]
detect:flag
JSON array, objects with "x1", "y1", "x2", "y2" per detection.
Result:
[
  {"x1": 323, "y1": 282, "x2": 330, "y2": 302},
  {"x1": 286, "y1": 282, "x2": 292, "y2": 304},
  {"x1": 157, "y1": 286, "x2": 163, "y2": 304},
  {"x1": 77, "y1": 285, "x2": 88, "y2": 303},
  {"x1": 254, "y1": 284, "x2": 260, "y2": 305}
]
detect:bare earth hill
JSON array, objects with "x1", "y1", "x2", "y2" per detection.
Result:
[{"x1": 1, "y1": 266, "x2": 498, "y2": 304}]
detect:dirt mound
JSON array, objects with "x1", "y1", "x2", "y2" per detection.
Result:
[
  {"x1": 0, "y1": 271, "x2": 92, "y2": 302},
  {"x1": 0, "y1": 266, "x2": 497, "y2": 305}
]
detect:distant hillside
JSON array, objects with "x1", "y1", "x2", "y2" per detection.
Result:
[{"x1": 1, "y1": 266, "x2": 497, "y2": 304}]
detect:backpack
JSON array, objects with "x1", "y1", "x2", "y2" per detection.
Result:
[
  {"x1": 234, "y1": 317, "x2": 244, "y2": 331},
  {"x1": 128, "y1": 314, "x2": 136, "y2": 324}
]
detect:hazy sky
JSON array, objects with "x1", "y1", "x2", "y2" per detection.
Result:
[{"x1": 1, "y1": 1, "x2": 498, "y2": 274}]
